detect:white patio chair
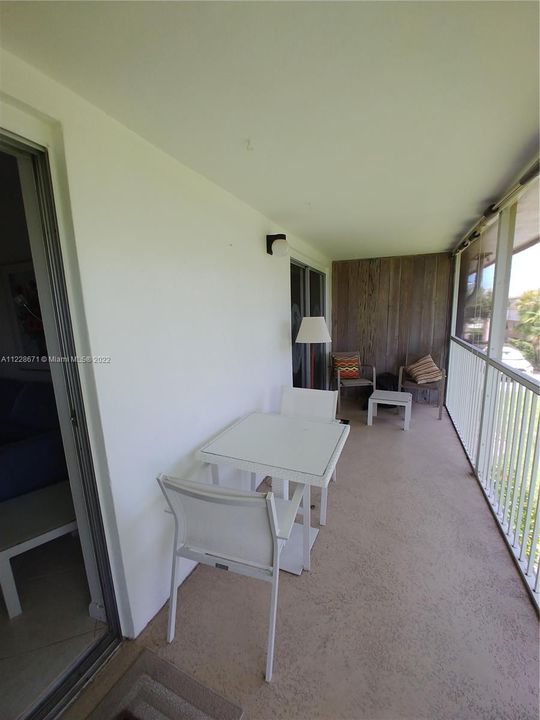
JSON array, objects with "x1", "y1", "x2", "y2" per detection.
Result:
[
  {"x1": 157, "y1": 466, "x2": 303, "y2": 681},
  {"x1": 279, "y1": 387, "x2": 339, "y2": 526}
]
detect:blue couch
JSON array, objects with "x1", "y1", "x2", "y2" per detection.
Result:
[{"x1": 0, "y1": 379, "x2": 68, "y2": 502}]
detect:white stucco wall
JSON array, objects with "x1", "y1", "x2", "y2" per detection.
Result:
[{"x1": 0, "y1": 50, "x2": 330, "y2": 636}]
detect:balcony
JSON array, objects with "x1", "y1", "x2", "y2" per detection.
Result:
[{"x1": 64, "y1": 400, "x2": 539, "y2": 720}]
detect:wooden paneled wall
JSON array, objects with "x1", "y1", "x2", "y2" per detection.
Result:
[{"x1": 332, "y1": 253, "x2": 453, "y2": 375}]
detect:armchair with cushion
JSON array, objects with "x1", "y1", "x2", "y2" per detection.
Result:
[
  {"x1": 330, "y1": 351, "x2": 376, "y2": 413},
  {"x1": 398, "y1": 354, "x2": 446, "y2": 420}
]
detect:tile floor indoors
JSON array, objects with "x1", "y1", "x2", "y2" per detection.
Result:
[
  {"x1": 0, "y1": 534, "x2": 106, "y2": 720},
  {"x1": 63, "y1": 399, "x2": 539, "y2": 720}
]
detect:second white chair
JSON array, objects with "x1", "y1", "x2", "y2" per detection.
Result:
[{"x1": 279, "y1": 386, "x2": 339, "y2": 526}]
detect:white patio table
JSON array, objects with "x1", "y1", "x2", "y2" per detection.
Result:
[{"x1": 197, "y1": 412, "x2": 350, "y2": 575}]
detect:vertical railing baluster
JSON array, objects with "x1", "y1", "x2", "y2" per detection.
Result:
[
  {"x1": 472, "y1": 358, "x2": 484, "y2": 461},
  {"x1": 494, "y1": 373, "x2": 510, "y2": 503},
  {"x1": 526, "y1": 481, "x2": 540, "y2": 583},
  {"x1": 478, "y1": 366, "x2": 498, "y2": 487},
  {"x1": 490, "y1": 372, "x2": 504, "y2": 505},
  {"x1": 459, "y1": 346, "x2": 466, "y2": 445},
  {"x1": 488, "y1": 371, "x2": 505, "y2": 499},
  {"x1": 509, "y1": 390, "x2": 532, "y2": 545},
  {"x1": 520, "y1": 419, "x2": 539, "y2": 563},
  {"x1": 495, "y1": 374, "x2": 511, "y2": 503},
  {"x1": 503, "y1": 383, "x2": 525, "y2": 532},
  {"x1": 496, "y1": 377, "x2": 515, "y2": 514},
  {"x1": 461, "y1": 347, "x2": 469, "y2": 450},
  {"x1": 476, "y1": 359, "x2": 486, "y2": 460},
  {"x1": 513, "y1": 395, "x2": 538, "y2": 552},
  {"x1": 464, "y1": 349, "x2": 470, "y2": 448},
  {"x1": 466, "y1": 350, "x2": 475, "y2": 455}
]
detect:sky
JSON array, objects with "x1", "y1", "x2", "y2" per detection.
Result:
[
  {"x1": 508, "y1": 243, "x2": 540, "y2": 297},
  {"x1": 481, "y1": 242, "x2": 539, "y2": 297}
]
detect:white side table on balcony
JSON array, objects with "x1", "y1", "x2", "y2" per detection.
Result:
[{"x1": 367, "y1": 390, "x2": 413, "y2": 431}]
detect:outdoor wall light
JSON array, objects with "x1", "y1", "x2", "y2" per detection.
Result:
[{"x1": 266, "y1": 234, "x2": 289, "y2": 256}]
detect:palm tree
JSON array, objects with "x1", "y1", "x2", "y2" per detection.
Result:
[{"x1": 516, "y1": 289, "x2": 540, "y2": 369}]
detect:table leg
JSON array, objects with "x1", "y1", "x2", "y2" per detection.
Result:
[
  {"x1": 367, "y1": 400, "x2": 374, "y2": 426},
  {"x1": 210, "y1": 465, "x2": 219, "y2": 485},
  {"x1": 320, "y1": 485, "x2": 328, "y2": 526},
  {"x1": 302, "y1": 485, "x2": 311, "y2": 571},
  {"x1": 404, "y1": 402, "x2": 411, "y2": 431}
]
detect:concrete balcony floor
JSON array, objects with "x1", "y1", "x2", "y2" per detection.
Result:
[{"x1": 65, "y1": 401, "x2": 539, "y2": 720}]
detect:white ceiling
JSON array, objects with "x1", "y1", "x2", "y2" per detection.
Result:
[{"x1": 1, "y1": 1, "x2": 538, "y2": 260}]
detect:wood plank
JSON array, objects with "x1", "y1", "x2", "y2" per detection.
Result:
[
  {"x1": 332, "y1": 261, "x2": 349, "y2": 351},
  {"x1": 356, "y1": 259, "x2": 369, "y2": 356},
  {"x1": 386, "y1": 257, "x2": 402, "y2": 374},
  {"x1": 420, "y1": 254, "x2": 437, "y2": 356},
  {"x1": 363, "y1": 259, "x2": 380, "y2": 365},
  {"x1": 408, "y1": 254, "x2": 426, "y2": 364},
  {"x1": 347, "y1": 260, "x2": 360, "y2": 351},
  {"x1": 376, "y1": 257, "x2": 391, "y2": 372},
  {"x1": 433, "y1": 253, "x2": 453, "y2": 369},
  {"x1": 397, "y1": 255, "x2": 414, "y2": 367}
]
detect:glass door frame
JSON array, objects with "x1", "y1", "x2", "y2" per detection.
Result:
[
  {"x1": 0, "y1": 129, "x2": 122, "y2": 720},
  {"x1": 290, "y1": 258, "x2": 327, "y2": 390}
]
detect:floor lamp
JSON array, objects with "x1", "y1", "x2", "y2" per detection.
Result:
[{"x1": 295, "y1": 316, "x2": 331, "y2": 389}]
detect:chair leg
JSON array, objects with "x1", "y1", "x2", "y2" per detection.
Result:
[
  {"x1": 367, "y1": 399, "x2": 374, "y2": 426},
  {"x1": 438, "y1": 377, "x2": 445, "y2": 420},
  {"x1": 320, "y1": 486, "x2": 328, "y2": 526},
  {"x1": 167, "y1": 548, "x2": 180, "y2": 643},
  {"x1": 266, "y1": 569, "x2": 280, "y2": 682},
  {"x1": 302, "y1": 485, "x2": 311, "y2": 571}
]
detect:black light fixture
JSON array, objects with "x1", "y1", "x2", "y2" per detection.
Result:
[{"x1": 266, "y1": 233, "x2": 289, "y2": 256}]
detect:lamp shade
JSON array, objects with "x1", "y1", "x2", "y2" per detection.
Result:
[{"x1": 295, "y1": 316, "x2": 331, "y2": 344}]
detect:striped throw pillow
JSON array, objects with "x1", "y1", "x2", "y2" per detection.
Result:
[
  {"x1": 406, "y1": 355, "x2": 443, "y2": 384},
  {"x1": 334, "y1": 354, "x2": 360, "y2": 379}
]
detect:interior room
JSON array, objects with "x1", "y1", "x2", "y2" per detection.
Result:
[{"x1": 0, "y1": 2, "x2": 538, "y2": 719}]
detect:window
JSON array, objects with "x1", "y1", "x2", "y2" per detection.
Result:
[
  {"x1": 455, "y1": 219, "x2": 498, "y2": 350},
  {"x1": 504, "y1": 177, "x2": 540, "y2": 379}
]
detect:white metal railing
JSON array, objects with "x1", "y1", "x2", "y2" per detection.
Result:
[{"x1": 447, "y1": 337, "x2": 540, "y2": 606}]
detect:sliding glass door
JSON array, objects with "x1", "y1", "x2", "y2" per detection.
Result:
[
  {"x1": 0, "y1": 133, "x2": 121, "y2": 720},
  {"x1": 290, "y1": 260, "x2": 327, "y2": 390}
]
